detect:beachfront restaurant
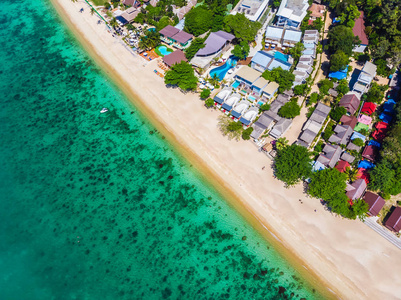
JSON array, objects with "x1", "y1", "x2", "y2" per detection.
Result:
[
  {"x1": 234, "y1": 66, "x2": 262, "y2": 89},
  {"x1": 213, "y1": 87, "x2": 232, "y2": 108}
]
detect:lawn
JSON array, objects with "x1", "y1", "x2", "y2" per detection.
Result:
[{"x1": 90, "y1": 0, "x2": 107, "y2": 6}]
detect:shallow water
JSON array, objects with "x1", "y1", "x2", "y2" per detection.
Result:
[{"x1": 0, "y1": 0, "x2": 321, "y2": 299}]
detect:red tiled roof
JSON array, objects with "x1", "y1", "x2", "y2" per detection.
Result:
[
  {"x1": 362, "y1": 145, "x2": 379, "y2": 162},
  {"x1": 353, "y1": 11, "x2": 369, "y2": 45},
  {"x1": 361, "y1": 102, "x2": 377, "y2": 115},
  {"x1": 339, "y1": 94, "x2": 360, "y2": 115},
  {"x1": 357, "y1": 168, "x2": 370, "y2": 184},
  {"x1": 372, "y1": 129, "x2": 387, "y2": 142},
  {"x1": 385, "y1": 207, "x2": 401, "y2": 232},
  {"x1": 335, "y1": 160, "x2": 350, "y2": 173}
]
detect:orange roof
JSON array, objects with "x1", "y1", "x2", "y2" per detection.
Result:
[
  {"x1": 335, "y1": 160, "x2": 350, "y2": 173},
  {"x1": 308, "y1": 4, "x2": 325, "y2": 18}
]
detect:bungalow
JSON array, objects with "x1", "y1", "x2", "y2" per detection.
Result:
[
  {"x1": 335, "y1": 160, "x2": 350, "y2": 173},
  {"x1": 282, "y1": 29, "x2": 302, "y2": 47},
  {"x1": 362, "y1": 144, "x2": 379, "y2": 162},
  {"x1": 231, "y1": 100, "x2": 250, "y2": 120},
  {"x1": 232, "y1": 0, "x2": 270, "y2": 22},
  {"x1": 239, "y1": 106, "x2": 259, "y2": 126},
  {"x1": 384, "y1": 207, "x2": 401, "y2": 232},
  {"x1": 120, "y1": 7, "x2": 139, "y2": 24},
  {"x1": 251, "y1": 113, "x2": 275, "y2": 139},
  {"x1": 159, "y1": 26, "x2": 193, "y2": 49},
  {"x1": 195, "y1": 31, "x2": 235, "y2": 57},
  {"x1": 222, "y1": 93, "x2": 241, "y2": 113},
  {"x1": 353, "y1": 11, "x2": 369, "y2": 53},
  {"x1": 303, "y1": 35, "x2": 319, "y2": 45},
  {"x1": 341, "y1": 152, "x2": 356, "y2": 164},
  {"x1": 309, "y1": 102, "x2": 331, "y2": 124},
  {"x1": 339, "y1": 93, "x2": 360, "y2": 115},
  {"x1": 308, "y1": 3, "x2": 325, "y2": 20},
  {"x1": 162, "y1": 50, "x2": 187, "y2": 67},
  {"x1": 159, "y1": 25, "x2": 180, "y2": 43},
  {"x1": 262, "y1": 82, "x2": 279, "y2": 101},
  {"x1": 363, "y1": 191, "x2": 385, "y2": 216},
  {"x1": 213, "y1": 88, "x2": 232, "y2": 107},
  {"x1": 276, "y1": 0, "x2": 309, "y2": 28},
  {"x1": 298, "y1": 129, "x2": 317, "y2": 146},
  {"x1": 329, "y1": 124, "x2": 353, "y2": 145},
  {"x1": 293, "y1": 70, "x2": 308, "y2": 82},
  {"x1": 301, "y1": 48, "x2": 316, "y2": 59},
  {"x1": 251, "y1": 51, "x2": 274, "y2": 72},
  {"x1": 340, "y1": 115, "x2": 358, "y2": 129},
  {"x1": 252, "y1": 77, "x2": 269, "y2": 96},
  {"x1": 346, "y1": 179, "x2": 367, "y2": 201},
  {"x1": 303, "y1": 119, "x2": 322, "y2": 134},
  {"x1": 347, "y1": 141, "x2": 361, "y2": 152},
  {"x1": 296, "y1": 63, "x2": 313, "y2": 74},
  {"x1": 269, "y1": 118, "x2": 293, "y2": 138},
  {"x1": 235, "y1": 66, "x2": 262, "y2": 88},
  {"x1": 353, "y1": 61, "x2": 377, "y2": 94},
  {"x1": 265, "y1": 26, "x2": 284, "y2": 44},
  {"x1": 317, "y1": 144, "x2": 342, "y2": 168},
  {"x1": 299, "y1": 56, "x2": 314, "y2": 65}
]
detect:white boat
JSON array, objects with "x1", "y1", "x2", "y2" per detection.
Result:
[{"x1": 100, "y1": 108, "x2": 109, "y2": 113}]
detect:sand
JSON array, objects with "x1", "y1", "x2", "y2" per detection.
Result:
[{"x1": 50, "y1": 1, "x2": 401, "y2": 299}]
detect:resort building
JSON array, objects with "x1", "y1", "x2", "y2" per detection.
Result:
[
  {"x1": 265, "y1": 26, "x2": 284, "y2": 45},
  {"x1": 276, "y1": 0, "x2": 309, "y2": 28},
  {"x1": 222, "y1": 93, "x2": 241, "y2": 113},
  {"x1": 353, "y1": 11, "x2": 369, "y2": 53},
  {"x1": 120, "y1": 7, "x2": 140, "y2": 24},
  {"x1": 340, "y1": 115, "x2": 358, "y2": 129},
  {"x1": 262, "y1": 82, "x2": 279, "y2": 101},
  {"x1": 162, "y1": 50, "x2": 187, "y2": 67},
  {"x1": 384, "y1": 207, "x2": 401, "y2": 232},
  {"x1": 234, "y1": 66, "x2": 262, "y2": 88},
  {"x1": 252, "y1": 77, "x2": 269, "y2": 96},
  {"x1": 317, "y1": 144, "x2": 342, "y2": 168},
  {"x1": 299, "y1": 56, "x2": 314, "y2": 65},
  {"x1": 328, "y1": 124, "x2": 353, "y2": 145},
  {"x1": 240, "y1": 106, "x2": 259, "y2": 126},
  {"x1": 353, "y1": 61, "x2": 377, "y2": 94},
  {"x1": 231, "y1": 100, "x2": 250, "y2": 120},
  {"x1": 251, "y1": 113, "x2": 275, "y2": 139},
  {"x1": 335, "y1": 160, "x2": 350, "y2": 173},
  {"x1": 346, "y1": 179, "x2": 367, "y2": 201},
  {"x1": 362, "y1": 144, "x2": 379, "y2": 162},
  {"x1": 213, "y1": 88, "x2": 232, "y2": 107},
  {"x1": 296, "y1": 63, "x2": 313, "y2": 74},
  {"x1": 339, "y1": 93, "x2": 361, "y2": 115},
  {"x1": 231, "y1": 0, "x2": 270, "y2": 22},
  {"x1": 191, "y1": 31, "x2": 235, "y2": 69},
  {"x1": 251, "y1": 50, "x2": 292, "y2": 72},
  {"x1": 363, "y1": 191, "x2": 385, "y2": 216},
  {"x1": 308, "y1": 3, "x2": 325, "y2": 20},
  {"x1": 340, "y1": 152, "x2": 355, "y2": 164},
  {"x1": 282, "y1": 29, "x2": 302, "y2": 47},
  {"x1": 265, "y1": 26, "x2": 302, "y2": 48},
  {"x1": 159, "y1": 25, "x2": 193, "y2": 49},
  {"x1": 269, "y1": 118, "x2": 293, "y2": 139},
  {"x1": 174, "y1": 0, "x2": 197, "y2": 20}
]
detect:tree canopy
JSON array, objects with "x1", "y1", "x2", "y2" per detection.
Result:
[
  {"x1": 328, "y1": 25, "x2": 360, "y2": 56},
  {"x1": 138, "y1": 30, "x2": 161, "y2": 50},
  {"x1": 184, "y1": 6, "x2": 213, "y2": 36},
  {"x1": 289, "y1": 42, "x2": 305, "y2": 64},
  {"x1": 232, "y1": 41, "x2": 250, "y2": 60},
  {"x1": 223, "y1": 13, "x2": 261, "y2": 42},
  {"x1": 330, "y1": 50, "x2": 350, "y2": 72},
  {"x1": 185, "y1": 37, "x2": 206, "y2": 60},
  {"x1": 318, "y1": 79, "x2": 334, "y2": 95},
  {"x1": 278, "y1": 100, "x2": 301, "y2": 119},
  {"x1": 164, "y1": 61, "x2": 198, "y2": 90},
  {"x1": 274, "y1": 144, "x2": 312, "y2": 186},
  {"x1": 365, "y1": 82, "x2": 386, "y2": 103},
  {"x1": 262, "y1": 67, "x2": 295, "y2": 93},
  {"x1": 329, "y1": 106, "x2": 347, "y2": 122}
]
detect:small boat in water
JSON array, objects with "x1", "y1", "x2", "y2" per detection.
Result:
[{"x1": 100, "y1": 108, "x2": 108, "y2": 113}]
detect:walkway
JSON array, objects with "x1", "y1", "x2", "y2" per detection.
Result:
[{"x1": 363, "y1": 217, "x2": 401, "y2": 250}]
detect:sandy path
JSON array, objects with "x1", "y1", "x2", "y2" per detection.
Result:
[{"x1": 50, "y1": 1, "x2": 401, "y2": 299}]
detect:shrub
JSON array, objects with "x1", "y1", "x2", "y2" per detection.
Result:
[
  {"x1": 200, "y1": 89, "x2": 211, "y2": 99},
  {"x1": 352, "y1": 138, "x2": 364, "y2": 147},
  {"x1": 278, "y1": 100, "x2": 301, "y2": 119},
  {"x1": 205, "y1": 98, "x2": 214, "y2": 108},
  {"x1": 242, "y1": 127, "x2": 253, "y2": 140},
  {"x1": 260, "y1": 103, "x2": 270, "y2": 111},
  {"x1": 329, "y1": 106, "x2": 347, "y2": 122}
]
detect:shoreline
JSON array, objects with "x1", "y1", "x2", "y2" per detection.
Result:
[{"x1": 49, "y1": 1, "x2": 401, "y2": 299}]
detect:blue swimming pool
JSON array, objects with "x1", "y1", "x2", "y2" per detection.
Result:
[
  {"x1": 248, "y1": 95, "x2": 256, "y2": 101},
  {"x1": 157, "y1": 46, "x2": 172, "y2": 57},
  {"x1": 274, "y1": 51, "x2": 289, "y2": 62},
  {"x1": 209, "y1": 57, "x2": 238, "y2": 81},
  {"x1": 232, "y1": 81, "x2": 240, "y2": 88}
]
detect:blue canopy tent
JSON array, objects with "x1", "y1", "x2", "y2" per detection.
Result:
[
  {"x1": 358, "y1": 160, "x2": 375, "y2": 169},
  {"x1": 368, "y1": 140, "x2": 381, "y2": 148},
  {"x1": 351, "y1": 132, "x2": 367, "y2": 141},
  {"x1": 383, "y1": 99, "x2": 396, "y2": 114},
  {"x1": 379, "y1": 113, "x2": 393, "y2": 124},
  {"x1": 312, "y1": 160, "x2": 326, "y2": 172},
  {"x1": 328, "y1": 66, "x2": 348, "y2": 80}
]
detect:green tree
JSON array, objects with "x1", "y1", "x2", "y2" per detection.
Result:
[
  {"x1": 184, "y1": 6, "x2": 213, "y2": 36},
  {"x1": 330, "y1": 50, "x2": 350, "y2": 72},
  {"x1": 275, "y1": 137, "x2": 289, "y2": 151},
  {"x1": 308, "y1": 92, "x2": 319, "y2": 105},
  {"x1": 260, "y1": 103, "x2": 270, "y2": 111},
  {"x1": 274, "y1": 144, "x2": 313, "y2": 186},
  {"x1": 138, "y1": 30, "x2": 161, "y2": 50},
  {"x1": 344, "y1": 166, "x2": 358, "y2": 182},
  {"x1": 336, "y1": 79, "x2": 349, "y2": 95},
  {"x1": 164, "y1": 61, "x2": 198, "y2": 91},
  {"x1": 200, "y1": 89, "x2": 211, "y2": 99},
  {"x1": 318, "y1": 79, "x2": 334, "y2": 95},
  {"x1": 185, "y1": 37, "x2": 206, "y2": 60},
  {"x1": 328, "y1": 25, "x2": 360, "y2": 56},
  {"x1": 294, "y1": 84, "x2": 307, "y2": 96},
  {"x1": 104, "y1": 2, "x2": 111, "y2": 9},
  {"x1": 352, "y1": 199, "x2": 369, "y2": 221},
  {"x1": 211, "y1": 5, "x2": 226, "y2": 32},
  {"x1": 365, "y1": 82, "x2": 386, "y2": 103},
  {"x1": 289, "y1": 42, "x2": 305, "y2": 63},
  {"x1": 231, "y1": 41, "x2": 250, "y2": 60},
  {"x1": 339, "y1": 4, "x2": 360, "y2": 28},
  {"x1": 205, "y1": 98, "x2": 214, "y2": 108},
  {"x1": 156, "y1": 16, "x2": 174, "y2": 31},
  {"x1": 262, "y1": 67, "x2": 295, "y2": 93},
  {"x1": 242, "y1": 127, "x2": 254, "y2": 140},
  {"x1": 218, "y1": 115, "x2": 243, "y2": 140},
  {"x1": 329, "y1": 106, "x2": 347, "y2": 122},
  {"x1": 134, "y1": 13, "x2": 145, "y2": 24},
  {"x1": 369, "y1": 161, "x2": 396, "y2": 195},
  {"x1": 309, "y1": 168, "x2": 348, "y2": 205},
  {"x1": 223, "y1": 13, "x2": 261, "y2": 42},
  {"x1": 278, "y1": 101, "x2": 301, "y2": 119},
  {"x1": 352, "y1": 138, "x2": 364, "y2": 147}
]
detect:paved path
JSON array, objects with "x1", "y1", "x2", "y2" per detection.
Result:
[{"x1": 363, "y1": 217, "x2": 401, "y2": 250}]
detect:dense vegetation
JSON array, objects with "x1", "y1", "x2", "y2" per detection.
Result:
[
  {"x1": 262, "y1": 67, "x2": 295, "y2": 93},
  {"x1": 164, "y1": 61, "x2": 198, "y2": 90},
  {"x1": 278, "y1": 98, "x2": 301, "y2": 119}
]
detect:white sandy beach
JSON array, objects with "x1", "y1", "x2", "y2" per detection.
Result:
[{"x1": 51, "y1": 1, "x2": 401, "y2": 299}]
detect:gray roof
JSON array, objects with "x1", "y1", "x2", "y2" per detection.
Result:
[
  {"x1": 316, "y1": 102, "x2": 331, "y2": 114},
  {"x1": 299, "y1": 129, "x2": 317, "y2": 144},
  {"x1": 251, "y1": 124, "x2": 266, "y2": 139},
  {"x1": 276, "y1": 94, "x2": 290, "y2": 104},
  {"x1": 265, "y1": 101, "x2": 284, "y2": 122},
  {"x1": 346, "y1": 141, "x2": 361, "y2": 152},
  {"x1": 283, "y1": 29, "x2": 302, "y2": 43},
  {"x1": 270, "y1": 118, "x2": 292, "y2": 138},
  {"x1": 346, "y1": 179, "x2": 367, "y2": 200},
  {"x1": 341, "y1": 152, "x2": 355, "y2": 163},
  {"x1": 159, "y1": 25, "x2": 180, "y2": 38},
  {"x1": 196, "y1": 31, "x2": 235, "y2": 56},
  {"x1": 309, "y1": 110, "x2": 327, "y2": 124},
  {"x1": 296, "y1": 139, "x2": 309, "y2": 148},
  {"x1": 361, "y1": 61, "x2": 377, "y2": 77},
  {"x1": 299, "y1": 56, "x2": 313, "y2": 65},
  {"x1": 251, "y1": 51, "x2": 274, "y2": 68},
  {"x1": 265, "y1": 26, "x2": 284, "y2": 40},
  {"x1": 304, "y1": 30, "x2": 319, "y2": 36},
  {"x1": 317, "y1": 144, "x2": 342, "y2": 168},
  {"x1": 328, "y1": 125, "x2": 353, "y2": 145},
  {"x1": 255, "y1": 112, "x2": 275, "y2": 129},
  {"x1": 172, "y1": 30, "x2": 193, "y2": 44}
]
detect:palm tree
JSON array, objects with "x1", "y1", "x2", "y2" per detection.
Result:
[
  {"x1": 275, "y1": 137, "x2": 289, "y2": 151},
  {"x1": 109, "y1": 17, "x2": 118, "y2": 28},
  {"x1": 90, "y1": 8, "x2": 96, "y2": 16},
  {"x1": 345, "y1": 167, "x2": 358, "y2": 182}
]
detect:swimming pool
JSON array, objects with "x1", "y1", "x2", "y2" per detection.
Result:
[
  {"x1": 248, "y1": 95, "x2": 256, "y2": 101},
  {"x1": 209, "y1": 57, "x2": 238, "y2": 81},
  {"x1": 232, "y1": 81, "x2": 240, "y2": 88},
  {"x1": 157, "y1": 45, "x2": 172, "y2": 57},
  {"x1": 274, "y1": 51, "x2": 289, "y2": 62}
]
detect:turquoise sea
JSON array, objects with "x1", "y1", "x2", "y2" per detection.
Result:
[{"x1": 0, "y1": 0, "x2": 322, "y2": 299}]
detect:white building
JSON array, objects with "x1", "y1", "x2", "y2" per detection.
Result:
[{"x1": 276, "y1": 0, "x2": 309, "y2": 28}]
